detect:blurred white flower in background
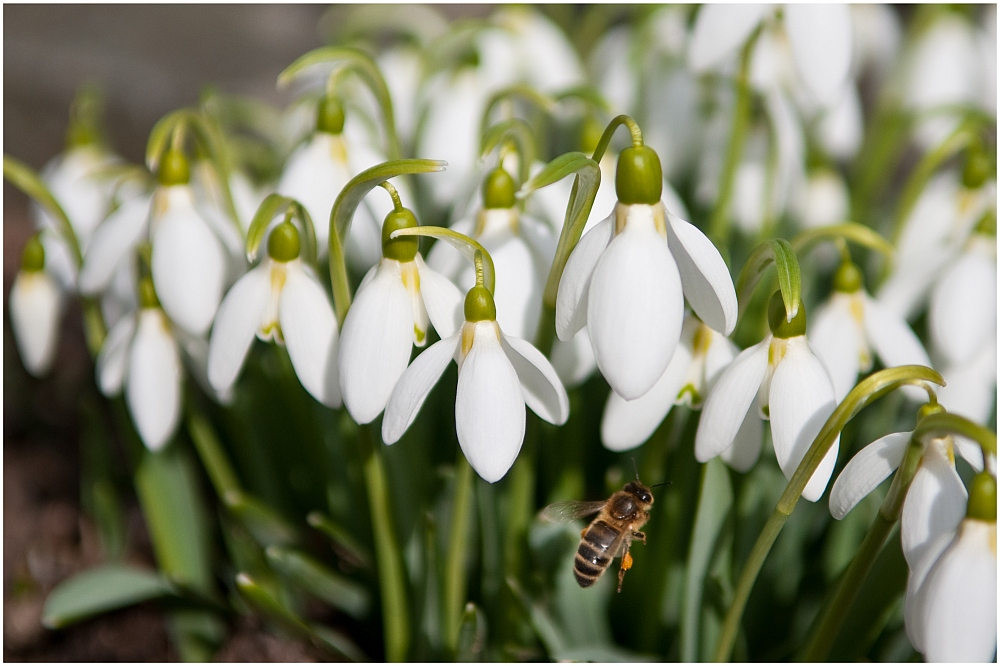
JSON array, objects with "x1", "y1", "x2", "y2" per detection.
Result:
[{"x1": 9, "y1": 236, "x2": 65, "y2": 377}]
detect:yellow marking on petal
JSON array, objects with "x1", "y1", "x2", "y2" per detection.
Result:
[
  {"x1": 848, "y1": 294, "x2": 865, "y2": 325},
  {"x1": 677, "y1": 383, "x2": 701, "y2": 407},
  {"x1": 461, "y1": 322, "x2": 476, "y2": 358},
  {"x1": 414, "y1": 325, "x2": 425, "y2": 345},
  {"x1": 692, "y1": 324, "x2": 713, "y2": 356},
  {"x1": 327, "y1": 133, "x2": 348, "y2": 164},
  {"x1": 152, "y1": 187, "x2": 171, "y2": 218},
  {"x1": 768, "y1": 337, "x2": 790, "y2": 367},
  {"x1": 652, "y1": 202, "x2": 667, "y2": 236},
  {"x1": 614, "y1": 202, "x2": 629, "y2": 235},
  {"x1": 474, "y1": 209, "x2": 487, "y2": 236}
]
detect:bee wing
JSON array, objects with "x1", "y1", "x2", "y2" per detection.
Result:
[{"x1": 539, "y1": 500, "x2": 607, "y2": 523}]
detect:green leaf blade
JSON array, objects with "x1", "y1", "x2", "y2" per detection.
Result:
[{"x1": 43, "y1": 565, "x2": 175, "y2": 629}]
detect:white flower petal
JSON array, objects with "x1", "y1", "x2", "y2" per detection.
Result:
[
  {"x1": 666, "y1": 211, "x2": 738, "y2": 335},
  {"x1": 207, "y1": 263, "x2": 271, "y2": 395},
  {"x1": 79, "y1": 194, "x2": 151, "y2": 295},
  {"x1": 500, "y1": 333, "x2": 569, "y2": 426},
  {"x1": 810, "y1": 295, "x2": 863, "y2": 402},
  {"x1": 688, "y1": 4, "x2": 771, "y2": 72},
  {"x1": 151, "y1": 188, "x2": 226, "y2": 336},
  {"x1": 937, "y1": 337, "x2": 997, "y2": 424},
  {"x1": 456, "y1": 323, "x2": 526, "y2": 483},
  {"x1": 340, "y1": 261, "x2": 415, "y2": 423},
  {"x1": 903, "y1": 528, "x2": 954, "y2": 654},
  {"x1": 382, "y1": 334, "x2": 459, "y2": 444},
  {"x1": 702, "y1": 328, "x2": 739, "y2": 392},
  {"x1": 549, "y1": 327, "x2": 598, "y2": 389},
  {"x1": 414, "y1": 254, "x2": 463, "y2": 340},
  {"x1": 488, "y1": 234, "x2": 544, "y2": 341},
  {"x1": 277, "y1": 133, "x2": 350, "y2": 253},
  {"x1": 784, "y1": 4, "x2": 853, "y2": 108},
  {"x1": 279, "y1": 264, "x2": 341, "y2": 408},
  {"x1": 920, "y1": 520, "x2": 997, "y2": 663},
  {"x1": 96, "y1": 314, "x2": 137, "y2": 396},
  {"x1": 900, "y1": 439, "x2": 968, "y2": 568},
  {"x1": 126, "y1": 310, "x2": 182, "y2": 451},
  {"x1": 929, "y1": 242, "x2": 997, "y2": 366},
  {"x1": 863, "y1": 293, "x2": 932, "y2": 401},
  {"x1": 695, "y1": 340, "x2": 769, "y2": 462},
  {"x1": 601, "y1": 339, "x2": 693, "y2": 452},
  {"x1": 768, "y1": 337, "x2": 839, "y2": 501},
  {"x1": 719, "y1": 408, "x2": 764, "y2": 473},
  {"x1": 588, "y1": 210, "x2": 683, "y2": 399},
  {"x1": 829, "y1": 431, "x2": 911, "y2": 520},
  {"x1": 9, "y1": 271, "x2": 64, "y2": 377},
  {"x1": 555, "y1": 214, "x2": 613, "y2": 340}
]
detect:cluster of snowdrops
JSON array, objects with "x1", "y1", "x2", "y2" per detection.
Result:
[{"x1": 6, "y1": 4, "x2": 997, "y2": 663}]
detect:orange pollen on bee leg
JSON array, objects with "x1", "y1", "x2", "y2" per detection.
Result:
[{"x1": 621, "y1": 552, "x2": 633, "y2": 571}]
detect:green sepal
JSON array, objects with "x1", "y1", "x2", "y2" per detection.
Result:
[
  {"x1": 267, "y1": 222, "x2": 301, "y2": 262},
  {"x1": 329, "y1": 159, "x2": 446, "y2": 322},
  {"x1": 736, "y1": 238, "x2": 801, "y2": 323},
  {"x1": 832, "y1": 261, "x2": 864, "y2": 293},
  {"x1": 21, "y1": 235, "x2": 45, "y2": 272},
  {"x1": 480, "y1": 118, "x2": 536, "y2": 186},
  {"x1": 43, "y1": 564, "x2": 177, "y2": 629},
  {"x1": 483, "y1": 167, "x2": 516, "y2": 209},
  {"x1": 246, "y1": 193, "x2": 318, "y2": 266},
  {"x1": 615, "y1": 145, "x2": 663, "y2": 205},
  {"x1": 966, "y1": 472, "x2": 997, "y2": 521},
  {"x1": 316, "y1": 95, "x2": 346, "y2": 135},
  {"x1": 158, "y1": 148, "x2": 191, "y2": 186},
  {"x1": 768, "y1": 291, "x2": 807, "y2": 338},
  {"x1": 4, "y1": 153, "x2": 81, "y2": 265},
  {"x1": 381, "y1": 207, "x2": 419, "y2": 262},
  {"x1": 791, "y1": 222, "x2": 895, "y2": 258},
  {"x1": 279, "y1": 46, "x2": 400, "y2": 159},
  {"x1": 465, "y1": 284, "x2": 497, "y2": 322}
]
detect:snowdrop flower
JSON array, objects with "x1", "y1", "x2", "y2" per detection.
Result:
[
  {"x1": 601, "y1": 313, "x2": 746, "y2": 454},
  {"x1": 428, "y1": 167, "x2": 553, "y2": 341},
  {"x1": 9, "y1": 236, "x2": 64, "y2": 377},
  {"x1": 696, "y1": 293, "x2": 839, "y2": 501},
  {"x1": 792, "y1": 168, "x2": 850, "y2": 230},
  {"x1": 810, "y1": 261, "x2": 931, "y2": 402},
  {"x1": 383, "y1": 284, "x2": 569, "y2": 483},
  {"x1": 208, "y1": 221, "x2": 340, "y2": 408},
  {"x1": 556, "y1": 142, "x2": 738, "y2": 400},
  {"x1": 937, "y1": 335, "x2": 997, "y2": 424},
  {"x1": 908, "y1": 472, "x2": 996, "y2": 662},
  {"x1": 95, "y1": 279, "x2": 183, "y2": 451},
  {"x1": 339, "y1": 203, "x2": 463, "y2": 424},
  {"x1": 276, "y1": 95, "x2": 403, "y2": 271}
]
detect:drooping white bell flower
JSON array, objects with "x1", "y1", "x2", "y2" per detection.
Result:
[
  {"x1": 556, "y1": 143, "x2": 737, "y2": 400},
  {"x1": 383, "y1": 284, "x2": 569, "y2": 483},
  {"x1": 207, "y1": 221, "x2": 340, "y2": 408},
  {"x1": 9, "y1": 236, "x2": 65, "y2": 377},
  {"x1": 696, "y1": 294, "x2": 840, "y2": 501},
  {"x1": 810, "y1": 261, "x2": 931, "y2": 402},
  {"x1": 427, "y1": 167, "x2": 554, "y2": 342},
  {"x1": 276, "y1": 95, "x2": 408, "y2": 272},
  {"x1": 601, "y1": 313, "x2": 747, "y2": 454},
  {"x1": 95, "y1": 279, "x2": 183, "y2": 451},
  {"x1": 339, "y1": 205, "x2": 463, "y2": 424}
]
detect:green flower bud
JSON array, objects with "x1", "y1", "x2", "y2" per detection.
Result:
[
  {"x1": 482, "y1": 167, "x2": 516, "y2": 210},
  {"x1": 832, "y1": 261, "x2": 863, "y2": 293},
  {"x1": 464, "y1": 285, "x2": 496, "y2": 322},
  {"x1": 767, "y1": 292, "x2": 807, "y2": 338},
  {"x1": 316, "y1": 96, "x2": 345, "y2": 135},
  {"x1": 158, "y1": 149, "x2": 190, "y2": 186},
  {"x1": 21, "y1": 236, "x2": 45, "y2": 273},
  {"x1": 381, "y1": 207, "x2": 419, "y2": 262},
  {"x1": 962, "y1": 149, "x2": 992, "y2": 190},
  {"x1": 615, "y1": 144, "x2": 663, "y2": 205},
  {"x1": 267, "y1": 222, "x2": 301, "y2": 263},
  {"x1": 966, "y1": 471, "x2": 997, "y2": 522},
  {"x1": 139, "y1": 277, "x2": 160, "y2": 309}
]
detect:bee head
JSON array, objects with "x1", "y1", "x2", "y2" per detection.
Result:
[{"x1": 624, "y1": 481, "x2": 654, "y2": 507}]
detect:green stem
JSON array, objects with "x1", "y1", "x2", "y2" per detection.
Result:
[
  {"x1": 799, "y1": 436, "x2": 925, "y2": 660},
  {"x1": 443, "y1": 455, "x2": 475, "y2": 653},
  {"x1": 357, "y1": 424, "x2": 410, "y2": 661},
  {"x1": 185, "y1": 397, "x2": 242, "y2": 500},
  {"x1": 708, "y1": 28, "x2": 758, "y2": 246},
  {"x1": 590, "y1": 114, "x2": 644, "y2": 165}
]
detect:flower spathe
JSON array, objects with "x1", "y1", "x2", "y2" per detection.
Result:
[
  {"x1": 696, "y1": 329, "x2": 840, "y2": 502},
  {"x1": 339, "y1": 254, "x2": 463, "y2": 424},
  {"x1": 207, "y1": 224, "x2": 340, "y2": 408},
  {"x1": 96, "y1": 303, "x2": 183, "y2": 452},
  {"x1": 556, "y1": 201, "x2": 738, "y2": 400},
  {"x1": 382, "y1": 299, "x2": 569, "y2": 483}
]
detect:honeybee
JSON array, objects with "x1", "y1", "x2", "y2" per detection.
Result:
[{"x1": 540, "y1": 477, "x2": 656, "y2": 593}]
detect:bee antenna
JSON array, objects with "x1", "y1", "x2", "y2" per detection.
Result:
[
  {"x1": 650, "y1": 481, "x2": 672, "y2": 489},
  {"x1": 630, "y1": 457, "x2": 640, "y2": 482}
]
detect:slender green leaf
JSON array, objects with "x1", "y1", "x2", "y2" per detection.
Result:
[
  {"x1": 307, "y1": 511, "x2": 373, "y2": 571},
  {"x1": 518, "y1": 152, "x2": 597, "y2": 200},
  {"x1": 225, "y1": 491, "x2": 299, "y2": 548},
  {"x1": 265, "y1": 546, "x2": 371, "y2": 619},
  {"x1": 43, "y1": 565, "x2": 175, "y2": 629},
  {"x1": 735, "y1": 238, "x2": 801, "y2": 322},
  {"x1": 3, "y1": 154, "x2": 81, "y2": 264}
]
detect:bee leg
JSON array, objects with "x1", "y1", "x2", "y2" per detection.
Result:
[
  {"x1": 633, "y1": 531, "x2": 646, "y2": 544},
  {"x1": 617, "y1": 547, "x2": 634, "y2": 593}
]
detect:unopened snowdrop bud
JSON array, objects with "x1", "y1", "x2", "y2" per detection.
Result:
[
  {"x1": 9, "y1": 236, "x2": 64, "y2": 377},
  {"x1": 615, "y1": 145, "x2": 663, "y2": 205},
  {"x1": 316, "y1": 95, "x2": 346, "y2": 135},
  {"x1": 382, "y1": 279, "x2": 568, "y2": 482},
  {"x1": 482, "y1": 168, "x2": 516, "y2": 210},
  {"x1": 158, "y1": 148, "x2": 190, "y2": 186},
  {"x1": 339, "y1": 203, "x2": 463, "y2": 424},
  {"x1": 208, "y1": 221, "x2": 341, "y2": 408}
]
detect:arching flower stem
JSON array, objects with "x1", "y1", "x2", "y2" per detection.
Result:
[
  {"x1": 389, "y1": 226, "x2": 496, "y2": 294},
  {"x1": 442, "y1": 454, "x2": 474, "y2": 654},
  {"x1": 714, "y1": 365, "x2": 944, "y2": 662}
]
